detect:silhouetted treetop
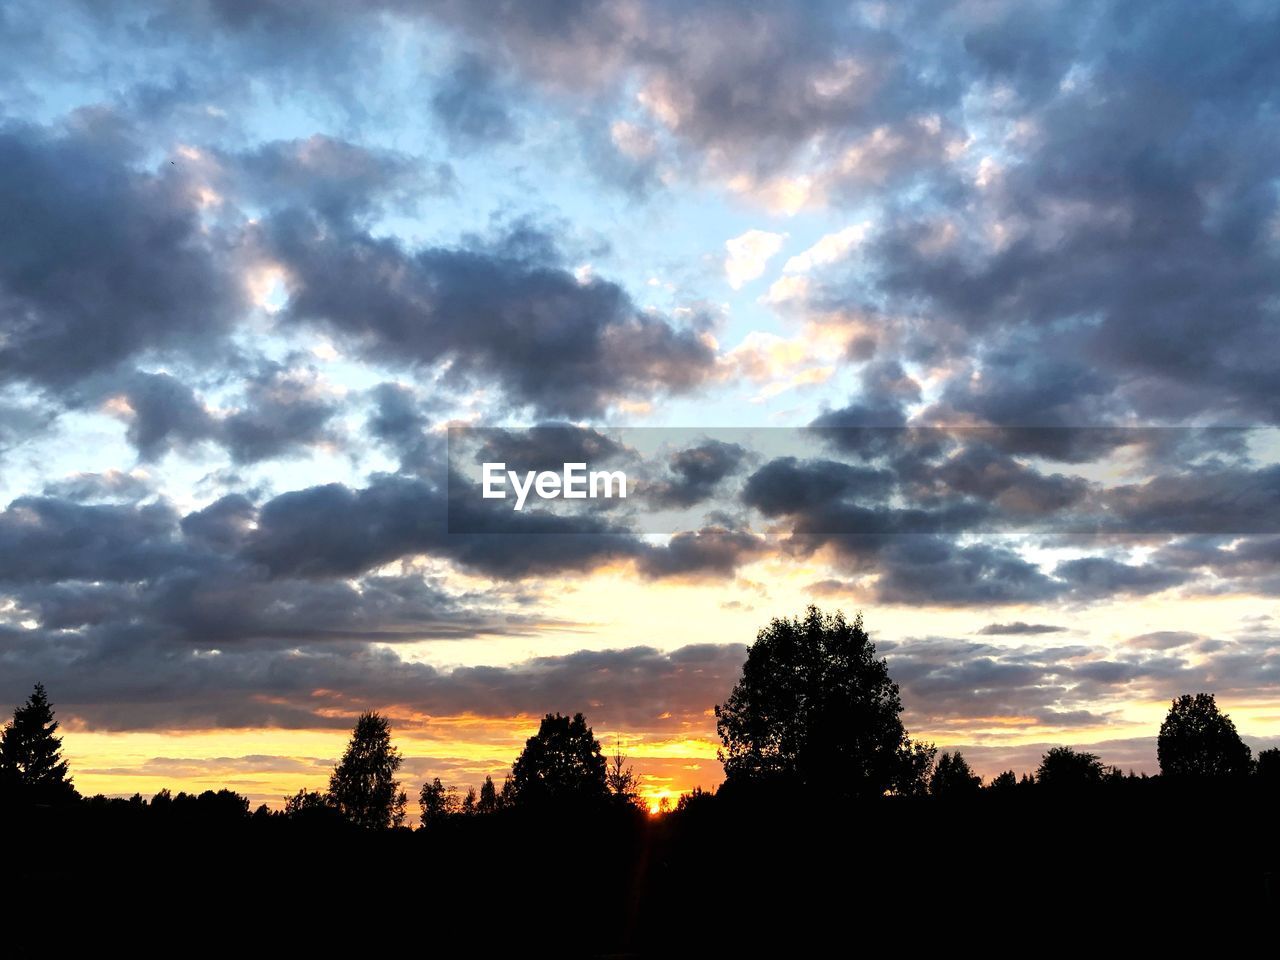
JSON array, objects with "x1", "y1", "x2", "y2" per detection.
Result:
[
  {"x1": 606, "y1": 746, "x2": 642, "y2": 808},
  {"x1": 987, "y1": 770, "x2": 1019, "y2": 793},
  {"x1": 510, "y1": 712, "x2": 608, "y2": 806},
  {"x1": 1157, "y1": 693, "x2": 1253, "y2": 779},
  {"x1": 0, "y1": 683, "x2": 78, "y2": 805},
  {"x1": 715, "y1": 606, "x2": 928, "y2": 799},
  {"x1": 328, "y1": 711, "x2": 407, "y2": 829},
  {"x1": 477, "y1": 774, "x2": 500, "y2": 814},
  {"x1": 419, "y1": 777, "x2": 461, "y2": 826},
  {"x1": 1036, "y1": 747, "x2": 1104, "y2": 790},
  {"x1": 930, "y1": 751, "x2": 981, "y2": 798}
]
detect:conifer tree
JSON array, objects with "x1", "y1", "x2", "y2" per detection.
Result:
[{"x1": 0, "y1": 683, "x2": 78, "y2": 804}]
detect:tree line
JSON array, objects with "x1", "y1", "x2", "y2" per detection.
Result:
[{"x1": 3, "y1": 606, "x2": 1278, "y2": 824}]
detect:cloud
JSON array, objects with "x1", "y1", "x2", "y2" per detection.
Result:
[
  {"x1": 724, "y1": 229, "x2": 786, "y2": 289},
  {"x1": 0, "y1": 117, "x2": 245, "y2": 388},
  {"x1": 226, "y1": 134, "x2": 448, "y2": 222},
  {"x1": 264, "y1": 215, "x2": 718, "y2": 417},
  {"x1": 780, "y1": 222, "x2": 871, "y2": 275},
  {"x1": 1125, "y1": 631, "x2": 1205, "y2": 651},
  {"x1": 648, "y1": 440, "x2": 749, "y2": 509},
  {"x1": 634, "y1": 526, "x2": 768, "y2": 581},
  {"x1": 1053, "y1": 557, "x2": 1189, "y2": 599},
  {"x1": 0, "y1": 636, "x2": 747, "y2": 735},
  {"x1": 367, "y1": 382, "x2": 441, "y2": 474},
  {"x1": 871, "y1": 537, "x2": 1064, "y2": 606},
  {"x1": 978, "y1": 622, "x2": 1068, "y2": 636},
  {"x1": 94, "y1": 364, "x2": 341, "y2": 464},
  {"x1": 430, "y1": 53, "x2": 520, "y2": 147},
  {"x1": 742, "y1": 456, "x2": 893, "y2": 517},
  {"x1": 0, "y1": 496, "x2": 190, "y2": 583}
]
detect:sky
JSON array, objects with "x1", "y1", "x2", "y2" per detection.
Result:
[{"x1": 1, "y1": 0, "x2": 1279, "y2": 811}]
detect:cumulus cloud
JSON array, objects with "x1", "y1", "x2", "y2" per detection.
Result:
[
  {"x1": 264, "y1": 215, "x2": 718, "y2": 418},
  {"x1": 724, "y1": 229, "x2": 786, "y2": 289},
  {"x1": 0, "y1": 117, "x2": 245, "y2": 388}
]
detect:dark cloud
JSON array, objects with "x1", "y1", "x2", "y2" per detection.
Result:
[
  {"x1": 0, "y1": 118, "x2": 244, "y2": 388},
  {"x1": 882, "y1": 630, "x2": 1280, "y2": 744},
  {"x1": 264, "y1": 215, "x2": 717, "y2": 417},
  {"x1": 430, "y1": 54, "x2": 520, "y2": 147},
  {"x1": 367, "y1": 382, "x2": 441, "y2": 473},
  {"x1": 227, "y1": 134, "x2": 450, "y2": 222},
  {"x1": 109, "y1": 371, "x2": 217, "y2": 461},
  {"x1": 180, "y1": 494, "x2": 257, "y2": 551},
  {"x1": 88, "y1": 364, "x2": 340, "y2": 464},
  {"x1": 649, "y1": 439, "x2": 748, "y2": 509},
  {"x1": 0, "y1": 496, "x2": 190, "y2": 583},
  {"x1": 867, "y1": 4, "x2": 1280, "y2": 424},
  {"x1": 978, "y1": 622, "x2": 1067, "y2": 636},
  {"x1": 469, "y1": 423, "x2": 629, "y2": 475},
  {"x1": 0, "y1": 636, "x2": 746, "y2": 734},
  {"x1": 742, "y1": 456, "x2": 894, "y2": 517},
  {"x1": 634, "y1": 526, "x2": 767, "y2": 580},
  {"x1": 913, "y1": 442, "x2": 1088, "y2": 517},
  {"x1": 219, "y1": 363, "x2": 340, "y2": 464},
  {"x1": 809, "y1": 361, "x2": 921, "y2": 450},
  {"x1": 41, "y1": 471, "x2": 154, "y2": 504},
  {"x1": 871, "y1": 537, "x2": 1064, "y2": 606},
  {"x1": 1054, "y1": 556, "x2": 1189, "y2": 599},
  {"x1": 1099, "y1": 465, "x2": 1280, "y2": 535},
  {"x1": 424, "y1": 0, "x2": 962, "y2": 185}
]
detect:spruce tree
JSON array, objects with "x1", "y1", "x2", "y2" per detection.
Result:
[{"x1": 0, "y1": 683, "x2": 78, "y2": 804}]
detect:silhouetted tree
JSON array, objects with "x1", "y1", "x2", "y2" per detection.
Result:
[
  {"x1": 676, "y1": 785, "x2": 715, "y2": 814},
  {"x1": 930, "y1": 751, "x2": 981, "y2": 797},
  {"x1": 716, "y1": 606, "x2": 928, "y2": 798},
  {"x1": 328, "y1": 711, "x2": 407, "y2": 829},
  {"x1": 461, "y1": 786, "x2": 477, "y2": 815},
  {"x1": 500, "y1": 774, "x2": 516, "y2": 808},
  {"x1": 477, "y1": 774, "x2": 500, "y2": 813},
  {"x1": 606, "y1": 745, "x2": 642, "y2": 807},
  {"x1": 283, "y1": 789, "x2": 338, "y2": 823},
  {"x1": 419, "y1": 777, "x2": 460, "y2": 826},
  {"x1": 1036, "y1": 747, "x2": 1104, "y2": 789},
  {"x1": 0, "y1": 683, "x2": 78, "y2": 804},
  {"x1": 893, "y1": 740, "x2": 937, "y2": 797},
  {"x1": 1157, "y1": 693, "x2": 1253, "y2": 779},
  {"x1": 1256, "y1": 748, "x2": 1280, "y2": 787},
  {"x1": 510, "y1": 712, "x2": 609, "y2": 806},
  {"x1": 987, "y1": 770, "x2": 1018, "y2": 793}
]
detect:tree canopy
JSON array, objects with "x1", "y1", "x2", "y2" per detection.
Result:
[
  {"x1": 419, "y1": 777, "x2": 461, "y2": 826},
  {"x1": 1036, "y1": 747, "x2": 1105, "y2": 789},
  {"x1": 930, "y1": 751, "x2": 981, "y2": 798},
  {"x1": 1157, "y1": 693, "x2": 1253, "y2": 779},
  {"x1": 328, "y1": 711, "x2": 407, "y2": 829},
  {"x1": 715, "y1": 605, "x2": 928, "y2": 798},
  {"x1": 0, "y1": 683, "x2": 78, "y2": 805},
  {"x1": 510, "y1": 712, "x2": 609, "y2": 806}
]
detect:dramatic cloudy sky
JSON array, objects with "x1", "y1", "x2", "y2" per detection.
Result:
[{"x1": 2, "y1": 0, "x2": 1279, "y2": 808}]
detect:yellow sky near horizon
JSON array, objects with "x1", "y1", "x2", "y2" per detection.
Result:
[{"x1": 43, "y1": 558, "x2": 1279, "y2": 813}]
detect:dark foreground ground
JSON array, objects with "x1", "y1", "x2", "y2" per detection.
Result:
[{"x1": 4, "y1": 781, "x2": 1275, "y2": 953}]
